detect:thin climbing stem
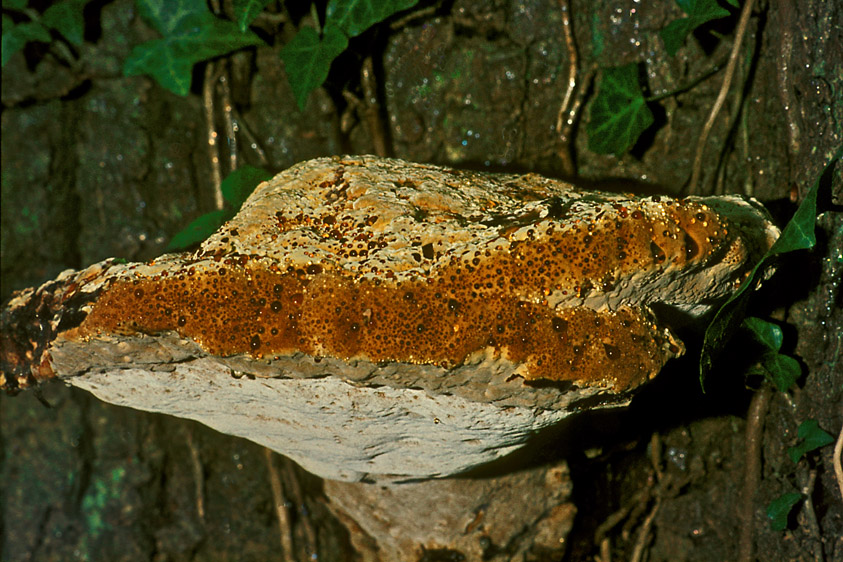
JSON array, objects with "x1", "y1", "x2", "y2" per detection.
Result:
[
  {"x1": 555, "y1": 0, "x2": 578, "y2": 177},
  {"x1": 218, "y1": 62, "x2": 239, "y2": 174},
  {"x1": 264, "y1": 448, "x2": 295, "y2": 559},
  {"x1": 643, "y1": 56, "x2": 728, "y2": 103},
  {"x1": 184, "y1": 425, "x2": 205, "y2": 521},
  {"x1": 203, "y1": 61, "x2": 224, "y2": 210},
  {"x1": 629, "y1": 496, "x2": 661, "y2": 562},
  {"x1": 798, "y1": 469, "x2": 824, "y2": 562},
  {"x1": 688, "y1": 0, "x2": 756, "y2": 195},
  {"x1": 282, "y1": 460, "x2": 318, "y2": 560},
  {"x1": 775, "y1": 0, "x2": 802, "y2": 163},
  {"x1": 236, "y1": 110, "x2": 269, "y2": 167},
  {"x1": 361, "y1": 56, "x2": 391, "y2": 157},
  {"x1": 203, "y1": 0, "x2": 225, "y2": 208},
  {"x1": 738, "y1": 384, "x2": 771, "y2": 562},
  {"x1": 834, "y1": 422, "x2": 843, "y2": 501}
]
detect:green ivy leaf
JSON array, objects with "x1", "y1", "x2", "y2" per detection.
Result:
[
  {"x1": 232, "y1": 0, "x2": 274, "y2": 32},
  {"x1": 766, "y1": 492, "x2": 802, "y2": 531},
  {"x1": 136, "y1": 0, "x2": 202, "y2": 36},
  {"x1": 742, "y1": 317, "x2": 782, "y2": 351},
  {"x1": 660, "y1": 0, "x2": 732, "y2": 56},
  {"x1": 221, "y1": 165, "x2": 272, "y2": 208},
  {"x1": 1, "y1": 17, "x2": 52, "y2": 66},
  {"x1": 660, "y1": 20, "x2": 694, "y2": 57},
  {"x1": 166, "y1": 208, "x2": 232, "y2": 252},
  {"x1": 767, "y1": 175, "x2": 822, "y2": 257},
  {"x1": 167, "y1": 166, "x2": 271, "y2": 251},
  {"x1": 788, "y1": 419, "x2": 835, "y2": 464},
  {"x1": 699, "y1": 148, "x2": 841, "y2": 385},
  {"x1": 587, "y1": 63, "x2": 654, "y2": 156},
  {"x1": 280, "y1": 23, "x2": 348, "y2": 110},
  {"x1": 124, "y1": 40, "x2": 195, "y2": 95},
  {"x1": 2, "y1": 0, "x2": 29, "y2": 10},
  {"x1": 761, "y1": 352, "x2": 800, "y2": 392},
  {"x1": 326, "y1": 0, "x2": 419, "y2": 37},
  {"x1": 740, "y1": 318, "x2": 799, "y2": 391},
  {"x1": 42, "y1": 0, "x2": 89, "y2": 46},
  {"x1": 124, "y1": 0, "x2": 262, "y2": 96},
  {"x1": 279, "y1": 0, "x2": 419, "y2": 110}
]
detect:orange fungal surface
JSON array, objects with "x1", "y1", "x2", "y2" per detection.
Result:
[{"x1": 77, "y1": 156, "x2": 760, "y2": 392}]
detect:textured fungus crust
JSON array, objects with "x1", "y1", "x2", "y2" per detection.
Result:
[{"x1": 75, "y1": 155, "x2": 768, "y2": 392}]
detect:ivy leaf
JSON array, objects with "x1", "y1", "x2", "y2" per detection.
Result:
[
  {"x1": 699, "y1": 148, "x2": 841, "y2": 385},
  {"x1": 742, "y1": 317, "x2": 782, "y2": 351},
  {"x1": 280, "y1": 23, "x2": 348, "y2": 110},
  {"x1": 124, "y1": 0, "x2": 262, "y2": 96},
  {"x1": 166, "y1": 208, "x2": 232, "y2": 251},
  {"x1": 1, "y1": 17, "x2": 52, "y2": 66},
  {"x1": 767, "y1": 169, "x2": 823, "y2": 256},
  {"x1": 326, "y1": 0, "x2": 419, "y2": 38},
  {"x1": 280, "y1": 0, "x2": 419, "y2": 111},
  {"x1": 2, "y1": 0, "x2": 29, "y2": 10},
  {"x1": 787, "y1": 419, "x2": 835, "y2": 464},
  {"x1": 661, "y1": 0, "x2": 732, "y2": 56},
  {"x1": 135, "y1": 0, "x2": 202, "y2": 36},
  {"x1": 740, "y1": 318, "x2": 799, "y2": 391},
  {"x1": 587, "y1": 63, "x2": 654, "y2": 156},
  {"x1": 124, "y1": 39, "x2": 195, "y2": 95},
  {"x1": 766, "y1": 492, "x2": 802, "y2": 531},
  {"x1": 221, "y1": 165, "x2": 272, "y2": 208},
  {"x1": 42, "y1": 0, "x2": 89, "y2": 46},
  {"x1": 232, "y1": 0, "x2": 274, "y2": 32},
  {"x1": 761, "y1": 352, "x2": 800, "y2": 392},
  {"x1": 167, "y1": 166, "x2": 271, "y2": 251}
]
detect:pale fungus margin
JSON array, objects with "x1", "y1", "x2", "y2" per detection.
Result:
[{"x1": 0, "y1": 155, "x2": 778, "y2": 481}]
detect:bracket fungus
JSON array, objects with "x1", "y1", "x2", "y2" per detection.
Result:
[{"x1": 1, "y1": 155, "x2": 778, "y2": 481}]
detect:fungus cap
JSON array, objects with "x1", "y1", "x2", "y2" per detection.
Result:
[{"x1": 0, "y1": 155, "x2": 779, "y2": 481}]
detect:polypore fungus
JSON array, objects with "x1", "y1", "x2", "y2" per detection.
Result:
[{"x1": 1, "y1": 156, "x2": 779, "y2": 480}]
